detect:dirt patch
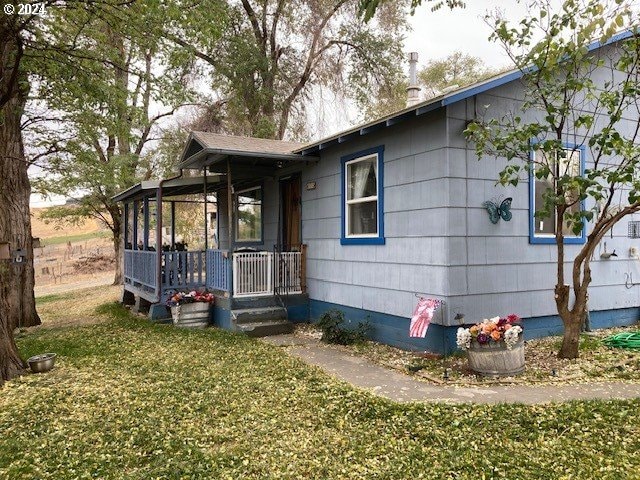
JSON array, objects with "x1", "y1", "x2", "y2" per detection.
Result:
[{"x1": 72, "y1": 253, "x2": 115, "y2": 274}]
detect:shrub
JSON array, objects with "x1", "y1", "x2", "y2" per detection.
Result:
[{"x1": 317, "y1": 309, "x2": 369, "y2": 345}]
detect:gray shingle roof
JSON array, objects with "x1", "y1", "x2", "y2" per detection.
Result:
[{"x1": 191, "y1": 131, "x2": 306, "y2": 155}]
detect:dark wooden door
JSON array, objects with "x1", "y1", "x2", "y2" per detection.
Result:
[{"x1": 281, "y1": 175, "x2": 301, "y2": 250}]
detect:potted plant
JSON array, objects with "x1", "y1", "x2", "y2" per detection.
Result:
[
  {"x1": 456, "y1": 314, "x2": 524, "y2": 377},
  {"x1": 167, "y1": 290, "x2": 215, "y2": 328}
]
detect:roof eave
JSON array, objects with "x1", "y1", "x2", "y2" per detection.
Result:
[{"x1": 178, "y1": 147, "x2": 317, "y2": 169}]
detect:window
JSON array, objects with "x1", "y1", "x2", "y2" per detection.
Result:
[
  {"x1": 341, "y1": 146, "x2": 385, "y2": 245},
  {"x1": 529, "y1": 146, "x2": 585, "y2": 244},
  {"x1": 235, "y1": 186, "x2": 262, "y2": 243}
]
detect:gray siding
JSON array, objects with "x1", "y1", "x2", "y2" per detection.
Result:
[
  {"x1": 301, "y1": 110, "x2": 452, "y2": 321},
  {"x1": 445, "y1": 69, "x2": 640, "y2": 324}
]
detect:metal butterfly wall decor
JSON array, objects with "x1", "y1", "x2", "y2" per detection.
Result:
[{"x1": 482, "y1": 197, "x2": 513, "y2": 224}]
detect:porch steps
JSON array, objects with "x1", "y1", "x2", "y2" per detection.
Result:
[{"x1": 231, "y1": 306, "x2": 294, "y2": 337}]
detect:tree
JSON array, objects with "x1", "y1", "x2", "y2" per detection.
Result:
[
  {"x1": 170, "y1": 0, "x2": 408, "y2": 140},
  {"x1": 465, "y1": 0, "x2": 638, "y2": 359},
  {"x1": 31, "y1": 1, "x2": 207, "y2": 285},
  {"x1": 0, "y1": 0, "x2": 73, "y2": 384},
  {"x1": 419, "y1": 51, "x2": 495, "y2": 99},
  {"x1": 358, "y1": 0, "x2": 464, "y2": 21}
]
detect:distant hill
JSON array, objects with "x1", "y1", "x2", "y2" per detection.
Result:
[{"x1": 31, "y1": 207, "x2": 105, "y2": 240}]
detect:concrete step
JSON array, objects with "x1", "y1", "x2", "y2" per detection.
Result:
[
  {"x1": 237, "y1": 320, "x2": 294, "y2": 337},
  {"x1": 232, "y1": 306, "x2": 287, "y2": 324},
  {"x1": 231, "y1": 295, "x2": 280, "y2": 310}
]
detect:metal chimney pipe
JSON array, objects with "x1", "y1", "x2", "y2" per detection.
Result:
[{"x1": 406, "y1": 52, "x2": 421, "y2": 107}]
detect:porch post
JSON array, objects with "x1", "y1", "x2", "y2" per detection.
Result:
[
  {"x1": 156, "y1": 188, "x2": 163, "y2": 298},
  {"x1": 170, "y1": 201, "x2": 176, "y2": 249},
  {"x1": 133, "y1": 200, "x2": 139, "y2": 248},
  {"x1": 123, "y1": 202, "x2": 130, "y2": 249},
  {"x1": 143, "y1": 196, "x2": 150, "y2": 249},
  {"x1": 203, "y1": 168, "x2": 208, "y2": 251},
  {"x1": 227, "y1": 158, "x2": 234, "y2": 296}
]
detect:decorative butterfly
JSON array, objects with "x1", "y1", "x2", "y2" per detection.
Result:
[{"x1": 482, "y1": 197, "x2": 513, "y2": 224}]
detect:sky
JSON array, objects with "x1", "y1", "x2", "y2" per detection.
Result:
[{"x1": 405, "y1": 1, "x2": 532, "y2": 71}]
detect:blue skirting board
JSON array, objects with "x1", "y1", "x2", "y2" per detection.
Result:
[{"x1": 309, "y1": 300, "x2": 640, "y2": 355}]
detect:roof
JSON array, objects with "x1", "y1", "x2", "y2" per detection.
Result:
[
  {"x1": 191, "y1": 131, "x2": 306, "y2": 155},
  {"x1": 294, "y1": 29, "x2": 635, "y2": 156},
  {"x1": 178, "y1": 132, "x2": 311, "y2": 171},
  {"x1": 111, "y1": 175, "x2": 225, "y2": 203}
]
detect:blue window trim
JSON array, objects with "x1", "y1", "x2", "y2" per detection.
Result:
[
  {"x1": 340, "y1": 145, "x2": 385, "y2": 245},
  {"x1": 235, "y1": 183, "x2": 264, "y2": 246},
  {"x1": 528, "y1": 142, "x2": 586, "y2": 245}
]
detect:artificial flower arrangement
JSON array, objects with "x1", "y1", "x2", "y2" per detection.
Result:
[
  {"x1": 167, "y1": 290, "x2": 215, "y2": 307},
  {"x1": 456, "y1": 314, "x2": 523, "y2": 350}
]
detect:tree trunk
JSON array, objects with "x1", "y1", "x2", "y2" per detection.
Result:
[
  {"x1": 0, "y1": 310, "x2": 25, "y2": 386},
  {"x1": 112, "y1": 229, "x2": 123, "y2": 286},
  {"x1": 558, "y1": 311, "x2": 582, "y2": 359},
  {"x1": 0, "y1": 32, "x2": 37, "y2": 384},
  {"x1": 0, "y1": 81, "x2": 39, "y2": 330}
]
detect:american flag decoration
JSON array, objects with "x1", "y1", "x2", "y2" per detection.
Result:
[{"x1": 409, "y1": 297, "x2": 443, "y2": 338}]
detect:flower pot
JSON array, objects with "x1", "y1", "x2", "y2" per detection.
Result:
[
  {"x1": 467, "y1": 337, "x2": 524, "y2": 377},
  {"x1": 171, "y1": 302, "x2": 211, "y2": 328}
]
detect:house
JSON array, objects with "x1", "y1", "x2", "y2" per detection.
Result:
[{"x1": 114, "y1": 31, "x2": 640, "y2": 353}]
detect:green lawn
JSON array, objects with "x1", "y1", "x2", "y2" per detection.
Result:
[{"x1": 1, "y1": 300, "x2": 639, "y2": 479}]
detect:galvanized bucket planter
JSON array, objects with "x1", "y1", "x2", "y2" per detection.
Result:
[
  {"x1": 171, "y1": 302, "x2": 211, "y2": 328},
  {"x1": 467, "y1": 337, "x2": 525, "y2": 377}
]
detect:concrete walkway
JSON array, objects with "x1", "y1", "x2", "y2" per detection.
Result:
[{"x1": 262, "y1": 335, "x2": 640, "y2": 405}]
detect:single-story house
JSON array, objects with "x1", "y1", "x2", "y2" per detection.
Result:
[{"x1": 113, "y1": 31, "x2": 640, "y2": 353}]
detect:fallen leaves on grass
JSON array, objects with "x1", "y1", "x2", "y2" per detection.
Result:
[{"x1": 1, "y1": 304, "x2": 640, "y2": 479}]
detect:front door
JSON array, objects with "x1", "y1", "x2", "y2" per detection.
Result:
[{"x1": 280, "y1": 175, "x2": 302, "y2": 250}]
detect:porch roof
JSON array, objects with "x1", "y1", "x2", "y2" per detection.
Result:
[
  {"x1": 111, "y1": 175, "x2": 225, "y2": 203},
  {"x1": 178, "y1": 131, "x2": 314, "y2": 173}
]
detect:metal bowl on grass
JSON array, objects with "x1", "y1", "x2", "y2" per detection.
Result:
[{"x1": 27, "y1": 353, "x2": 56, "y2": 373}]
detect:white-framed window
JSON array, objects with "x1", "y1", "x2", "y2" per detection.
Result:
[
  {"x1": 345, "y1": 154, "x2": 379, "y2": 237},
  {"x1": 530, "y1": 147, "x2": 585, "y2": 244},
  {"x1": 235, "y1": 186, "x2": 262, "y2": 243},
  {"x1": 340, "y1": 145, "x2": 385, "y2": 245}
]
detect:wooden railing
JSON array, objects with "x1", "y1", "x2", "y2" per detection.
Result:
[
  {"x1": 206, "y1": 249, "x2": 231, "y2": 292},
  {"x1": 124, "y1": 250, "x2": 157, "y2": 291},
  {"x1": 162, "y1": 251, "x2": 206, "y2": 291}
]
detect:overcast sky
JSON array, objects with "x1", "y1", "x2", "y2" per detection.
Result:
[{"x1": 406, "y1": 1, "x2": 532, "y2": 70}]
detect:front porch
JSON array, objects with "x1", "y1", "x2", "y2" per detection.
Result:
[{"x1": 113, "y1": 132, "x2": 315, "y2": 334}]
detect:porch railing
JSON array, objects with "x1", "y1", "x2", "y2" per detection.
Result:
[
  {"x1": 232, "y1": 249, "x2": 305, "y2": 297},
  {"x1": 124, "y1": 250, "x2": 157, "y2": 291},
  {"x1": 233, "y1": 251, "x2": 273, "y2": 297},
  {"x1": 162, "y1": 251, "x2": 206, "y2": 291},
  {"x1": 206, "y1": 249, "x2": 231, "y2": 292},
  {"x1": 124, "y1": 247, "x2": 304, "y2": 299},
  {"x1": 274, "y1": 250, "x2": 303, "y2": 295}
]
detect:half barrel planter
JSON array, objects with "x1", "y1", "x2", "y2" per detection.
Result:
[
  {"x1": 467, "y1": 336, "x2": 525, "y2": 377},
  {"x1": 171, "y1": 302, "x2": 212, "y2": 328}
]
